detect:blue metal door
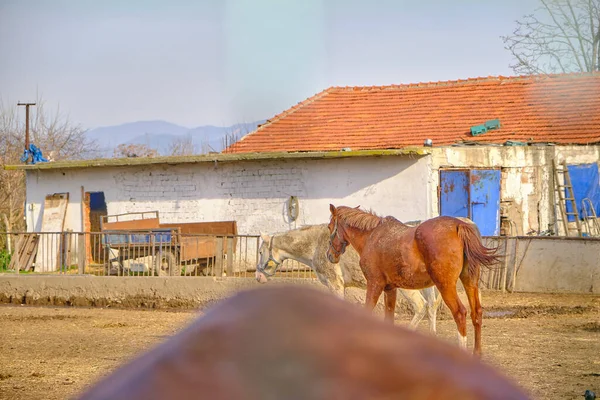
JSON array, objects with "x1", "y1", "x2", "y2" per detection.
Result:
[
  {"x1": 469, "y1": 169, "x2": 501, "y2": 236},
  {"x1": 440, "y1": 170, "x2": 469, "y2": 218},
  {"x1": 440, "y1": 169, "x2": 500, "y2": 236}
]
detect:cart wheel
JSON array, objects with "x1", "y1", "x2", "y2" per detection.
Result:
[
  {"x1": 154, "y1": 252, "x2": 181, "y2": 276},
  {"x1": 106, "y1": 256, "x2": 124, "y2": 276}
]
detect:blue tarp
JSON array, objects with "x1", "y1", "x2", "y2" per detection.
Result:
[
  {"x1": 565, "y1": 163, "x2": 600, "y2": 222},
  {"x1": 20, "y1": 144, "x2": 48, "y2": 164}
]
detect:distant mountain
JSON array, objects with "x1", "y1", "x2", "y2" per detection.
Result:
[{"x1": 86, "y1": 120, "x2": 264, "y2": 157}]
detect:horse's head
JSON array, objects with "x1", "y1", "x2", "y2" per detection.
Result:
[
  {"x1": 327, "y1": 204, "x2": 348, "y2": 264},
  {"x1": 255, "y1": 233, "x2": 283, "y2": 283}
]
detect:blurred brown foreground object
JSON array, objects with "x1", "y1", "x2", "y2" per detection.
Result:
[{"x1": 78, "y1": 286, "x2": 529, "y2": 400}]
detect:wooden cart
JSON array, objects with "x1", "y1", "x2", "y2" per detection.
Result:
[{"x1": 101, "y1": 211, "x2": 237, "y2": 276}]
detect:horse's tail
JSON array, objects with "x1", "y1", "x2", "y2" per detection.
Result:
[{"x1": 457, "y1": 223, "x2": 501, "y2": 278}]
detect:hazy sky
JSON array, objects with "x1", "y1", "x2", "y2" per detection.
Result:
[{"x1": 0, "y1": 0, "x2": 539, "y2": 130}]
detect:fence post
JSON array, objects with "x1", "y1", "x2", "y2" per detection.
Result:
[
  {"x1": 2, "y1": 214, "x2": 11, "y2": 254},
  {"x1": 61, "y1": 232, "x2": 67, "y2": 273},
  {"x1": 501, "y1": 238, "x2": 509, "y2": 292},
  {"x1": 215, "y1": 236, "x2": 224, "y2": 277},
  {"x1": 151, "y1": 233, "x2": 156, "y2": 277},
  {"x1": 78, "y1": 233, "x2": 86, "y2": 274},
  {"x1": 226, "y1": 236, "x2": 234, "y2": 276}
]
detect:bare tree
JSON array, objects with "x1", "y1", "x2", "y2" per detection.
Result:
[
  {"x1": 0, "y1": 105, "x2": 25, "y2": 236},
  {"x1": 0, "y1": 98, "x2": 96, "y2": 235},
  {"x1": 168, "y1": 135, "x2": 195, "y2": 156},
  {"x1": 502, "y1": 0, "x2": 600, "y2": 74},
  {"x1": 113, "y1": 143, "x2": 159, "y2": 158},
  {"x1": 221, "y1": 122, "x2": 259, "y2": 153}
]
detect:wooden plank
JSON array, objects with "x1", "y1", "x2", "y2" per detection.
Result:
[
  {"x1": 39, "y1": 193, "x2": 69, "y2": 271},
  {"x1": 20, "y1": 234, "x2": 39, "y2": 272},
  {"x1": 160, "y1": 221, "x2": 237, "y2": 235},
  {"x1": 8, "y1": 235, "x2": 25, "y2": 271},
  {"x1": 40, "y1": 194, "x2": 69, "y2": 232},
  {"x1": 64, "y1": 232, "x2": 72, "y2": 270},
  {"x1": 226, "y1": 237, "x2": 234, "y2": 276},
  {"x1": 160, "y1": 221, "x2": 238, "y2": 255},
  {"x1": 215, "y1": 238, "x2": 223, "y2": 277},
  {"x1": 78, "y1": 233, "x2": 86, "y2": 274},
  {"x1": 178, "y1": 236, "x2": 216, "y2": 261}
]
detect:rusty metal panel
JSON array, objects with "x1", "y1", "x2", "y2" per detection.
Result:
[
  {"x1": 178, "y1": 236, "x2": 217, "y2": 261},
  {"x1": 160, "y1": 221, "x2": 237, "y2": 235},
  {"x1": 160, "y1": 221, "x2": 238, "y2": 254}
]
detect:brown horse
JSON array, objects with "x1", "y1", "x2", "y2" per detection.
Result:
[
  {"x1": 78, "y1": 286, "x2": 528, "y2": 400},
  {"x1": 326, "y1": 205, "x2": 500, "y2": 355}
]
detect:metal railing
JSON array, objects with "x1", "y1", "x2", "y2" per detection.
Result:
[
  {"x1": 7, "y1": 232, "x2": 592, "y2": 293},
  {"x1": 0, "y1": 231, "x2": 316, "y2": 279}
]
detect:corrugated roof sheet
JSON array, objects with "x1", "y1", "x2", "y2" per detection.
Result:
[{"x1": 225, "y1": 73, "x2": 600, "y2": 153}]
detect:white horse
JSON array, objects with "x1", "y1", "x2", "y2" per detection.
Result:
[{"x1": 255, "y1": 224, "x2": 443, "y2": 333}]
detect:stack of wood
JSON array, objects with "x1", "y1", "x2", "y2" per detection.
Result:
[{"x1": 8, "y1": 234, "x2": 39, "y2": 272}]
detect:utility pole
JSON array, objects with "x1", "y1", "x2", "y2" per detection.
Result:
[
  {"x1": 17, "y1": 102, "x2": 36, "y2": 151},
  {"x1": 17, "y1": 102, "x2": 36, "y2": 164}
]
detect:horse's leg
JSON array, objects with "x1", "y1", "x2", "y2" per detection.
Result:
[
  {"x1": 314, "y1": 267, "x2": 345, "y2": 299},
  {"x1": 383, "y1": 287, "x2": 397, "y2": 324},
  {"x1": 422, "y1": 287, "x2": 442, "y2": 334},
  {"x1": 432, "y1": 288, "x2": 445, "y2": 334},
  {"x1": 364, "y1": 280, "x2": 385, "y2": 313},
  {"x1": 460, "y1": 266, "x2": 483, "y2": 356},
  {"x1": 326, "y1": 276, "x2": 346, "y2": 299},
  {"x1": 436, "y1": 283, "x2": 468, "y2": 350},
  {"x1": 399, "y1": 289, "x2": 427, "y2": 330}
]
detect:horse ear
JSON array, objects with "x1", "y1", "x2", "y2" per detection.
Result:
[
  {"x1": 329, "y1": 204, "x2": 336, "y2": 214},
  {"x1": 260, "y1": 232, "x2": 270, "y2": 242},
  {"x1": 355, "y1": 205, "x2": 360, "y2": 209}
]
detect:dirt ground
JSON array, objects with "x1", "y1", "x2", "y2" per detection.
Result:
[{"x1": 0, "y1": 291, "x2": 598, "y2": 400}]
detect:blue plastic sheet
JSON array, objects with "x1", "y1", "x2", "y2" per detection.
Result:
[
  {"x1": 20, "y1": 144, "x2": 48, "y2": 165},
  {"x1": 565, "y1": 163, "x2": 600, "y2": 222}
]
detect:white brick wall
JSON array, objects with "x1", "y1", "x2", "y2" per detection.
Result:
[{"x1": 26, "y1": 156, "x2": 430, "y2": 235}]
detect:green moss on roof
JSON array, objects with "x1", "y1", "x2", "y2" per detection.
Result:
[{"x1": 4, "y1": 149, "x2": 430, "y2": 171}]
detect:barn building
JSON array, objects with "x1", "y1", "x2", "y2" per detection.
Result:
[{"x1": 10, "y1": 72, "x2": 600, "y2": 238}]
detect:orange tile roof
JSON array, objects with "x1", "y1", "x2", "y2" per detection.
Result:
[{"x1": 225, "y1": 73, "x2": 600, "y2": 153}]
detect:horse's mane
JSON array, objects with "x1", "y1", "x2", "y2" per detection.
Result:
[{"x1": 335, "y1": 206, "x2": 384, "y2": 231}]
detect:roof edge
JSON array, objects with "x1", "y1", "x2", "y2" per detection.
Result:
[
  {"x1": 327, "y1": 71, "x2": 600, "y2": 92},
  {"x1": 4, "y1": 148, "x2": 431, "y2": 171},
  {"x1": 224, "y1": 87, "x2": 333, "y2": 152}
]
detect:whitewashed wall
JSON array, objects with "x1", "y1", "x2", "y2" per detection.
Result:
[
  {"x1": 25, "y1": 155, "x2": 430, "y2": 235},
  {"x1": 430, "y1": 145, "x2": 600, "y2": 236}
]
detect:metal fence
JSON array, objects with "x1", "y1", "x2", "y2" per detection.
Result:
[
  {"x1": 5, "y1": 232, "x2": 588, "y2": 293},
  {"x1": 0, "y1": 231, "x2": 315, "y2": 279}
]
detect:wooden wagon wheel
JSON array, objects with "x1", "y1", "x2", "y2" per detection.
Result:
[{"x1": 154, "y1": 251, "x2": 182, "y2": 276}]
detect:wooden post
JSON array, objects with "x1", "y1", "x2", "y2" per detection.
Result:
[
  {"x1": 65, "y1": 230, "x2": 73, "y2": 270},
  {"x1": 60, "y1": 232, "x2": 67, "y2": 272},
  {"x1": 509, "y1": 238, "x2": 520, "y2": 293},
  {"x1": 151, "y1": 233, "x2": 156, "y2": 277},
  {"x1": 78, "y1": 233, "x2": 86, "y2": 274},
  {"x1": 215, "y1": 237, "x2": 224, "y2": 277},
  {"x1": 2, "y1": 214, "x2": 11, "y2": 254},
  {"x1": 501, "y1": 238, "x2": 510, "y2": 292},
  {"x1": 226, "y1": 236, "x2": 234, "y2": 276}
]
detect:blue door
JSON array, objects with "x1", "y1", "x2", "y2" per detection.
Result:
[
  {"x1": 440, "y1": 169, "x2": 501, "y2": 236},
  {"x1": 440, "y1": 170, "x2": 469, "y2": 218},
  {"x1": 469, "y1": 169, "x2": 501, "y2": 236}
]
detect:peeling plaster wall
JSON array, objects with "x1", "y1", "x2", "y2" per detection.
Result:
[{"x1": 430, "y1": 146, "x2": 600, "y2": 236}]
